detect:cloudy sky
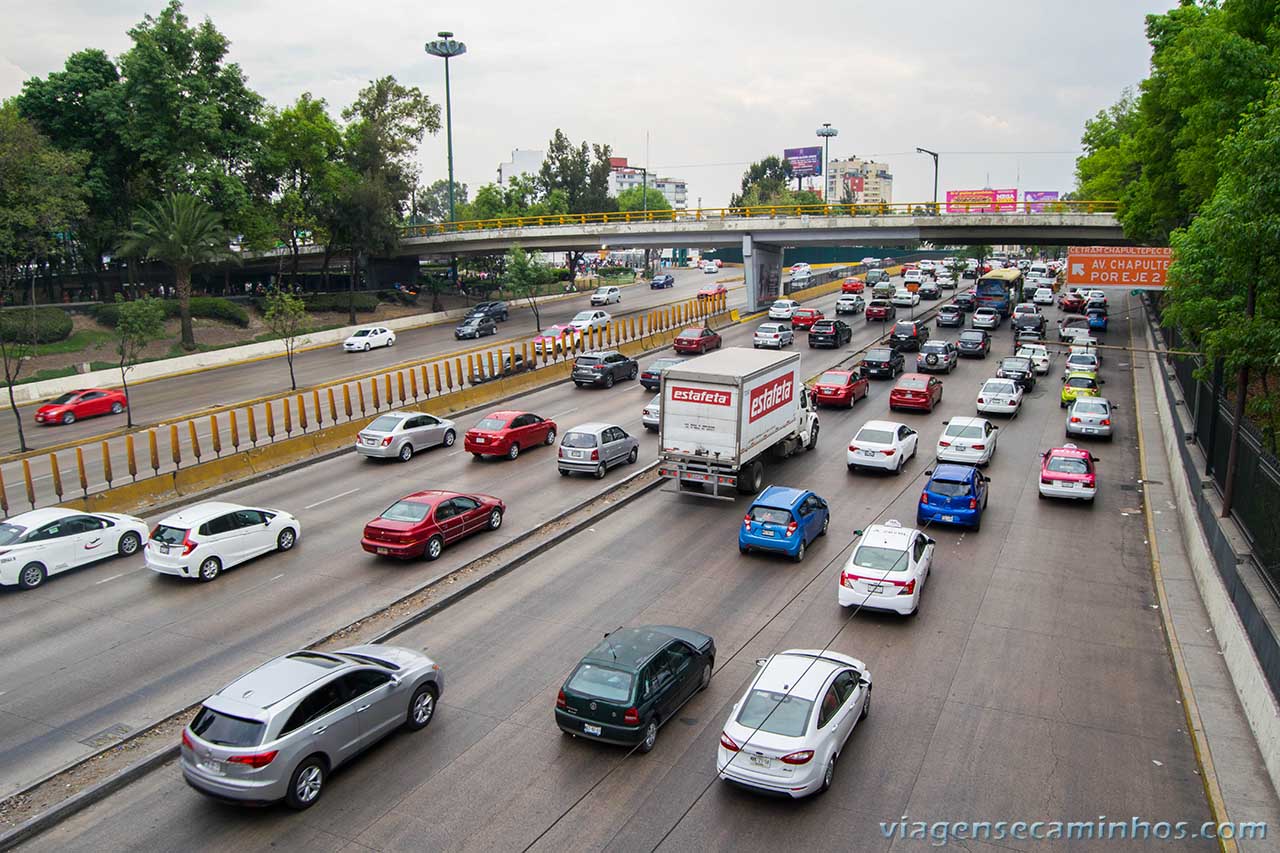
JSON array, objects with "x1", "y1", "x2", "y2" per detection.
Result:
[{"x1": 1, "y1": 0, "x2": 1166, "y2": 208}]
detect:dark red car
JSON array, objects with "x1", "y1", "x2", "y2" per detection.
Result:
[
  {"x1": 790, "y1": 307, "x2": 824, "y2": 330},
  {"x1": 812, "y1": 369, "x2": 869, "y2": 408},
  {"x1": 697, "y1": 283, "x2": 727, "y2": 299},
  {"x1": 34, "y1": 388, "x2": 128, "y2": 425},
  {"x1": 361, "y1": 490, "x2": 505, "y2": 561},
  {"x1": 841, "y1": 277, "x2": 865, "y2": 294},
  {"x1": 1059, "y1": 293, "x2": 1085, "y2": 313},
  {"x1": 673, "y1": 326, "x2": 722, "y2": 354},
  {"x1": 465, "y1": 410, "x2": 557, "y2": 460},
  {"x1": 889, "y1": 373, "x2": 944, "y2": 413},
  {"x1": 865, "y1": 300, "x2": 897, "y2": 322}
]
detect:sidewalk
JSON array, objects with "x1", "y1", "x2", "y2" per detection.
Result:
[{"x1": 1132, "y1": 310, "x2": 1280, "y2": 851}]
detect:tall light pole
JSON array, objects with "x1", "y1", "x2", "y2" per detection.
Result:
[
  {"x1": 916, "y1": 147, "x2": 939, "y2": 213},
  {"x1": 816, "y1": 123, "x2": 838, "y2": 200},
  {"x1": 426, "y1": 31, "x2": 466, "y2": 290}
]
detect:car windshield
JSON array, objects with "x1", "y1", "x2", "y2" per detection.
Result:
[
  {"x1": 382, "y1": 500, "x2": 431, "y2": 523},
  {"x1": 561, "y1": 432, "x2": 597, "y2": 449},
  {"x1": 460, "y1": 317, "x2": 482, "y2": 326},
  {"x1": 566, "y1": 663, "x2": 634, "y2": 703},
  {"x1": 854, "y1": 427, "x2": 893, "y2": 444},
  {"x1": 736, "y1": 689, "x2": 814, "y2": 738},
  {"x1": 474, "y1": 417, "x2": 508, "y2": 431},
  {"x1": 190, "y1": 706, "x2": 264, "y2": 747},
  {"x1": 959, "y1": 332, "x2": 984, "y2": 342},
  {"x1": 572, "y1": 312, "x2": 594, "y2": 322},
  {"x1": 1048, "y1": 456, "x2": 1090, "y2": 475},
  {"x1": 366, "y1": 415, "x2": 402, "y2": 432},
  {"x1": 748, "y1": 506, "x2": 793, "y2": 525},
  {"x1": 817, "y1": 372, "x2": 849, "y2": 385},
  {"x1": 898, "y1": 377, "x2": 928, "y2": 390},
  {"x1": 0, "y1": 523, "x2": 27, "y2": 546},
  {"x1": 1074, "y1": 401, "x2": 1108, "y2": 415},
  {"x1": 1066, "y1": 376, "x2": 1096, "y2": 389},
  {"x1": 866, "y1": 349, "x2": 892, "y2": 361},
  {"x1": 48, "y1": 392, "x2": 79, "y2": 405},
  {"x1": 928, "y1": 479, "x2": 972, "y2": 497},
  {"x1": 594, "y1": 289, "x2": 611, "y2": 295},
  {"x1": 852, "y1": 544, "x2": 910, "y2": 572},
  {"x1": 150, "y1": 524, "x2": 188, "y2": 545},
  {"x1": 983, "y1": 381, "x2": 1016, "y2": 395},
  {"x1": 945, "y1": 423, "x2": 984, "y2": 439},
  {"x1": 351, "y1": 329, "x2": 371, "y2": 337}
]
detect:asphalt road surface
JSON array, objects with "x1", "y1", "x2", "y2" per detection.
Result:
[{"x1": 15, "y1": 293, "x2": 1215, "y2": 851}]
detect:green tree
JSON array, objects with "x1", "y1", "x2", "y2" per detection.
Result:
[
  {"x1": 118, "y1": 193, "x2": 238, "y2": 351},
  {"x1": 112, "y1": 295, "x2": 165, "y2": 426},
  {"x1": 538, "y1": 130, "x2": 616, "y2": 283},
  {"x1": 413, "y1": 178, "x2": 468, "y2": 222},
  {"x1": 262, "y1": 289, "x2": 311, "y2": 391},
  {"x1": 616, "y1": 186, "x2": 671, "y2": 212},
  {"x1": 504, "y1": 244, "x2": 555, "y2": 331},
  {"x1": 730, "y1": 156, "x2": 795, "y2": 207}
]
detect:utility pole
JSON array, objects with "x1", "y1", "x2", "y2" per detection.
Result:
[
  {"x1": 916, "y1": 147, "x2": 939, "y2": 213},
  {"x1": 817, "y1": 123, "x2": 838, "y2": 201},
  {"x1": 426, "y1": 31, "x2": 467, "y2": 292}
]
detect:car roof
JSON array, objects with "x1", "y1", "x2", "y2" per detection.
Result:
[
  {"x1": 752, "y1": 485, "x2": 809, "y2": 510},
  {"x1": 214, "y1": 650, "x2": 354, "y2": 712},
  {"x1": 566, "y1": 422, "x2": 615, "y2": 435},
  {"x1": 581, "y1": 626, "x2": 686, "y2": 670},
  {"x1": 931, "y1": 463, "x2": 976, "y2": 483},
  {"x1": 860, "y1": 419, "x2": 906, "y2": 432},
  {"x1": 1047, "y1": 444, "x2": 1092, "y2": 460},
  {"x1": 897, "y1": 372, "x2": 930, "y2": 382},
  {"x1": 817, "y1": 368, "x2": 852, "y2": 377},
  {"x1": 158, "y1": 501, "x2": 256, "y2": 527},
  {"x1": 860, "y1": 520, "x2": 918, "y2": 550},
  {"x1": 393, "y1": 490, "x2": 453, "y2": 502},
  {"x1": 754, "y1": 650, "x2": 863, "y2": 701},
  {"x1": 945, "y1": 416, "x2": 989, "y2": 429},
  {"x1": 482, "y1": 410, "x2": 524, "y2": 420},
  {"x1": 1072, "y1": 395, "x2": 1110, "y2": 406},
  {"x1": 6, "y1": 507, "x2": 79, "y2": 527}
]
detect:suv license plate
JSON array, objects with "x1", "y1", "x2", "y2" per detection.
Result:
[{"x1": 583, "y1": 724, "x2": 602, "y2": 736}]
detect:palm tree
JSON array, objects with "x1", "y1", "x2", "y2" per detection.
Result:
[{"x1": 118, "y1": 194, "x2": 238, "y2": 351}]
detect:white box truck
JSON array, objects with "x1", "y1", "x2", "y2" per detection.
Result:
[{"x1": 658, "y1": 348, "x2": 819, "y2": 498}]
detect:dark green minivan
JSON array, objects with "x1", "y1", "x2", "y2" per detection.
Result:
[{"x1": 556, "y1": 625, "x2": 716, "y2": 753}]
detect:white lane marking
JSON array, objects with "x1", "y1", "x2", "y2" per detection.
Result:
[
  {"x1": 304, "y1": 488, "x2": 360, "y2": 510},
  {"x1": 448, "y1": 450, "x2": 463, "y2": 457},
  {"x1": 550, "y1": 407, "x2": 579, "y2": 419},
  {"x1": 94, "y1": 573, "x2": 124, "y2": 585},
  {"x1": 270, "y1": 573, "x2": 285, "y2": 582}
]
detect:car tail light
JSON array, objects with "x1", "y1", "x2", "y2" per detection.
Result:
[
  {"x1": 720, "y1": 732, "x2": 741, "y2": 752},
  {"x1": 848, "y1": 445, "x2": 859, "y2": 452},
  {"x1": 920, "y1": 493, "x2": 929, "y2": 505},
  {"x1": 1084, "y1": 475, "x2": 1096, "y2": 488},
  {"x1": 623, "y1": 708, "x2": 640, "y2": 726},
  {"x1": 977, "y1": 397, "x2": 985, "y2": 404},
  {"x1": 557, "y1": 690, "x2": 567, "y2": 709},
  {"x1": 590, "y1": 449, "x2": 599, "y2": 461},
  {"x1": 181, "y1": 531, "x2": 197, "y2": 556},
  {"x1": 593, "y1": 365, "x2": 604, "y2": 370},
  {"x1": 969, "y1": 498, "x2": 977, "y2": 509},
  {"x1": 381, "y1": 436, "x2": 393, "y2": 447},
  {"x1": 938, "y1": 440, "x2": 951, "y2": 447},
  {"x1": 1041, "y1": 476, "x2": 1052, "y2": 485},
  {"x1": 181, "y1": 730, "x2": 194, "y2": 750},
  {"x1": 972, "y1": 444, "x2": 985, "y2": 450},
  {"x1": 780, "y1": 750, "x2": 814, "y2": 765},
  {"x1": 1101, "y1": 419, "x2": 1111, "y2": 426},
  {"x1": 226, "y1": 750, "x2": 278, "y2": 769},
  {"x1": 1070, "y1": 417, "x2": 1081, "y2": 423},
  {"x1": 785, "y1": 521, "x2": 797, "y2": 537},
  {"x1": 881, "y1": 449, "x2": 896, "y2": 456}
]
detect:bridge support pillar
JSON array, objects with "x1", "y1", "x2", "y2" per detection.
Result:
[{"x1": 742, "y1": 235, "x2": 782, "y2": 314}]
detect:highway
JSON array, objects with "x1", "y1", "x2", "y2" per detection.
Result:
[{"x1": 10, "y1": 291, "x2": 1216, "y2": 851}]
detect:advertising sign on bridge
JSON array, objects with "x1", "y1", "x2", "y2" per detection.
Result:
[
  {"x1": 1066, "y1": 246, "x2": 1172, "y2": 289},
  {"x1": 783, "y1": 146, "x2": 823, "y2": 178},
  {"x1": 945, "y1": 189, "x2": 1018, "y2": 213},
  {"x1": 1024, "y1": 190, "x2": 1060, "y2": 212}
]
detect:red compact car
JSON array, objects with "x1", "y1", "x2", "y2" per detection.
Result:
[
  {"x1": 812, "y1": 369, "x2": 869, "y2": 408},
  {"x1": 790, "y1": 308, "x2": 824, "y2": 330},
  {"x1": 1039, "y1": 444, "x2": 1098, "y2": 502},
  {"x1": 697, "y1": 283, "x2": 727, "y2": 299},
  {"x1": 889, "y1": 373, "x2": 944, "y2": 413},
  {"x1": 465, "y1": 410, "x2": 557, "y2": 460},
  {"x1": 34, "y1": 388, "x2": 128, "y2": 425},
  {"x1": 362, "y1": 490, "x2": 505, "y2": 561},
  {"x1": 841, "y1": 277, "x2": 865, "y2": 294},
  {"x1": 673, "y1": 326, "x2": 722, "y2": 354},
  {"x1": 1059, "y1": 293, "x2": 1085, "y2": 313},
  {"x1": 865, "y1": 300, "x2": 896, "y2": 322}
]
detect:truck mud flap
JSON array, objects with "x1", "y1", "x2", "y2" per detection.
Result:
[{"x1": 659, "y1": 464, "x2": 738, "y2": 500}]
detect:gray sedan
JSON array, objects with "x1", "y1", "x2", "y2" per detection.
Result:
[
  {"x1": 181, "y1": 644, "x2": 443, "y2": 810},
  {"x1": 355, "y1": 411, "x2": 457, "y2": 462},
  {"x1": 558, "y1": 422, "x2": 639, "y2": 478},
  {"x1": 1066, "y1": 396, "x2": 1114, "y2": 440}
]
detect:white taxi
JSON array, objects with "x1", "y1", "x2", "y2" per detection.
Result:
[{"x1": 838, "y1": 520, "x2": 934, "y2": 615}]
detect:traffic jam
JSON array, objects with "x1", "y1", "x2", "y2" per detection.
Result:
[{"x1": 0, "y1": 258, "x2": 1124, "y2": 816}]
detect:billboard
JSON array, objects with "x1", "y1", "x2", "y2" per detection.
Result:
[
  {"x1": 1066, "y1": 247, "x2": 1172, "y2": 289},
  {"x1": 783, "y1": 146, "x2": 823, "y2": 178},
  {"x1": 1024, "y1": 190, "x2": 1060, "y2": 212},
  {"x1": 844, "y1": 174, "x2": 865, "y2": 195},
  {"x1": 946, "y1": 189, "x2": 1018, "y2": 212}
]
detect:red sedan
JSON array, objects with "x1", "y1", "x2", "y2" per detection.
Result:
[
  {"x1": 465, "y1": 410, "x2": 557, "y2": 460},
  {"x1": 812, "y1": 369, "x2": 869, "y2": 408},
  {"x1": 697, "y1": 283, "x2": 727, "y2": 299},
  {"x1": 673, "y1": 326, "x2": 722, "y2": 354},
  {"x1": 362, "y1": 490, "x2": 505, "y2": 561},
  {"x1": 841, "y1": 277, "x2": 865, "y2": 294},
  {"x1": 889, "y1": 373, "x2": 944, "y2": 413},
  {"x1": 34, "y1": 388, "x2": 128, "y2": 426},
  {"x1": 1059, "y1": 293, "x2": 1085, "y2": 313},
  {"x1": 790, "y1": 307, "x2": 824, "y2": 330}
]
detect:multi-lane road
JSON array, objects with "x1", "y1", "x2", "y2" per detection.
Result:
[{"x1": 8, "y1": 287, "x2": 1217, "y2": 850}]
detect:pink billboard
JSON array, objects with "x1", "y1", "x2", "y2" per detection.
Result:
[
  {"x1": 946, "y1": 189, "x2": 1018, "y2": 213},
  {"x1": 1024, "y1": 191, "x2": 1060, "y2": 212}
]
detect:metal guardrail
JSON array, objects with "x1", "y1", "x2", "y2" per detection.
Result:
[{"x1": 398, "y1": 200, "x2": 1121, "y2": 238}]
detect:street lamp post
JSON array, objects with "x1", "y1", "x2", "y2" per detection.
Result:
[
  {"x1": 916, "y1": 147, "x2": 939, "y2": 213},
  {"x1": 816, "y1": 123, "x2": 838, "y2": 200},
  {"x1": 425, "y1": 31, "x2": 467, "y2": 291}
]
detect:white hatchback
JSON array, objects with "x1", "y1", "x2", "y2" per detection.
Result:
[
  {"x1": 936, "y1": 417, "x2": 999, "y2": 466},
  {"x1": 976, "y1": 378, "x2": 1024, "y2": 416},
  {"x1": 343, "y1": 327, "x2": 395, "y2": 351},
  {"x1": 891, "y1": 288, "x2": 919, "y2": 307},
  {"x1": 753, "y1": 323, "x2": 794, "y2": 349},
  {"x1": 838, "y1": 520, "x2": 934, "y2": 615},
  {"x1": 590, "y1": 286, "x2": 621, "y2": 306},
  {"x1": 768, "y1": 299, "x2": 801, "y2": 320},
  {"x1": 0, "y1": 508, "x2": 149, "y2": 590},
  {"x1": 1033, "y1": 287, "x2": 1054, "y2": 305},
  {"x1": 145, "y1": 501, "x2": 301, "y2": 582},
  {"x1": 717, "y1": 649, "x2": 871, "y2": 797},
  {"x1": 570, "y1": 310, "x2": 611, "y2": 332},
  {"x1": 846, "y1": 420, "x2": 918, "y2": 474}
]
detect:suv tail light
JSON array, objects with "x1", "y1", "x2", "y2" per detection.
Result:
[
  {"x1": 623, "y1": 708, "x2": 640, "y2": 726},
  {"x1": 181, "y1": 531, "x2": 197, "y2": 556},
  {"x1": 226, "y1": 750, "x2": 278, "y2": 769},
  {"x1": 181, "y1": 730, "x2": 194, "y2": 750},
  {"x1": 780, "y1": 750, "x2": 814, "y2": 765},
  {"x1": 720, "y1": 732, "x2": 740, "y2": 752},
  {"x1": 557, "y1": 690, "x2": 567, "y2": 709}
]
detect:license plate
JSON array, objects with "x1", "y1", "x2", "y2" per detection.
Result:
[
  {"x1": 748, "y1": 755, "x2": 772, "y2": 768},
  {"x1": 200, "y1": 759, "x2": 225, "y2": 776},
  {"x1": 376, "y1": 548, "x2": 388, "y2": 555},
  {"x1": 760, "y1": 529, "x2": 775, "y2": 537},
  {"x1": 583, "y1": 723, "x2": 602, "y2": 736},
  {"x1": 159, "y1": 544, "x2": 171, "y2": 555},
  {"x1": 941, "y1": 515, "x2": 956, "y2": 522},
  {"x1": 573, "y1": 450, "x2": 584, "y2": 459},
  {"x1": 475, "y1": 437, "x2": 485, "y2": 443},
  {"x1": 1083, "y1": 427, "x2": 1099, "y2": 433},
  {"x1": 363, "y1": 438, "x2": 377, "y2": 446},
  {"x1": 953, "y1": 445, "x2": 968, "y2": 452},
  {"x1": 861, "y1": 450, "x2": 877, "y2": 457}
]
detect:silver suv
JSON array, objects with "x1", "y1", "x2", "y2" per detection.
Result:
[{"x1": 181, "y1": 644, "x2": 443, "y2": 810}]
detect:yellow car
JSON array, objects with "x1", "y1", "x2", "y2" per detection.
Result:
[{"x1": 1061, "y1": 370, "x2": 1103, "y2": 408}]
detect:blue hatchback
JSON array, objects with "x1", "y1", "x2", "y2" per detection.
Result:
[
  {"x1": 917, "y1": 464, "x2": 990, "y2": 530},
  {"x1": 739, "y1": 486, "x2": 830, "y2": 562},
  {"x1": 1087, "y1": 309, "x2": 1108, "y2": 333}
]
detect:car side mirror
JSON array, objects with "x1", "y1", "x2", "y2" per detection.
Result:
[
  {"x1": 389, "y1": 675, "x2": 402, "y2": 688},
  {"x1": 923, "y1": 469, "x2": 933, "y2": 476},
  {"x1": 983, "y1": 476, "x2": 992, "y2": 482},
  {"x1": 755, "y1": 658, "x2": 768, "y2": 668},
  {"x1": 926, "y1": 537, "x2": 936, "y2": 546},
  {"x1": 1091, "y1": 455, "x2": 1100, "y2": 462}
]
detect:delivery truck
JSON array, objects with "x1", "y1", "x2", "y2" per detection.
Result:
[{"x1": 658, "y1": 348, "x2": 819, "y2": 498}]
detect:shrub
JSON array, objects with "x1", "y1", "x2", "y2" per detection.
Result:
[
  {"x1": 597, "y1": 265, "x2": 634, "y2": 278},
  {"x1": 93, "y1": 297, "x2": 249, "y2": 329},
  {"x1": 301, "y1": 292, "x2": 379, "y2": 312},
  {"x1": 0, "y1": 306, "x2": 74, "y2": 343}
]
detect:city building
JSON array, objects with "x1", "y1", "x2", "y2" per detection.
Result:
[
  {"x1": 608, "y1": 157, "x2": 689, "y2": 209},
  {"x1": 497, "y1": 148, "x2": 544, "y2": 185},
  {"x1": 825, "y1": 156, "x2": 894, "y2": 205}
]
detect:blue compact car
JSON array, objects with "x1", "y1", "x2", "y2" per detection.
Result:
[
  {"x1": 650, "y1": 274, "x2": 675, "y2": 289},
  {"x1": 739, "y1": 486, "x2": 830, "y2": 562},
  {"x1": 916, "y1": 464, "x2": 990, "y2": 530},
  {"x1": 1087, "y1": 308, "x2": 1108, "y2": 333}
]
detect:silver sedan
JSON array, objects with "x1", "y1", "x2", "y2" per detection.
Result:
[
  {"x1": 1066, "y1": 396, "x2": 1114, "y2": 440},
  {"x1": 355, "y1": 411, "x2": 457, "y2": 462},
  {"x1": 753, "y1": 323, "x2": 794, "y2": 349}
]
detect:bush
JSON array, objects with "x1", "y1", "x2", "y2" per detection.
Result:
[
  {"x1": 302, "y1": 292, "x2": 379, "y2": 312},
  {"x1": 93, "y1": 297, "x2": 249, "y2": 329},
  {"x1": 0, "y1": 306, "x2": 74, "y2": 343},
  {"x1": 597, "y1": 265, "x2": 634, "y2": 278}
]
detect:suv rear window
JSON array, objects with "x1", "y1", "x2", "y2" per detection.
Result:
[
  {"x1": 575, "y1": 356, "x2": 601, "y2": 367},
  {"x1": 893, "y1": 323, "x2": 917, "y2": 335},
  {"x1": 151, "y1": 524, "x2": 188, "y2": 545},
  {"x1": 190, "y1": 706, "x2": 264, "y2": 747}
]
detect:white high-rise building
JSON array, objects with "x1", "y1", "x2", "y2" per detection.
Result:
[
  {"x1": 497, "y1": 149, "x2": 544, "y2": 185},
  {"x1": 608, "y1": 157, "x2": 689, "y2": 209},
  {"x1": 826, "y1": 156, "x2": 894, "y2": 204}
]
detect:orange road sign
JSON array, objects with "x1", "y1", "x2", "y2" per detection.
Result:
[{"x1": 1066, "y1": 246, "x2": 1171, "y2": 288}]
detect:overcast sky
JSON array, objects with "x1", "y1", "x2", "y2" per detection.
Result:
[{"x1": 1, "y1": 0, "x2": 1166, "y2": 208}]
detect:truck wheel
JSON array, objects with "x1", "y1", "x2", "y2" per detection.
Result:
[
  {"x1": 736, "y1": 459, "x2": 763, "y2": 495},
  {"x1": 806, "y1": 424, "x2": 819, "y2": 451}
]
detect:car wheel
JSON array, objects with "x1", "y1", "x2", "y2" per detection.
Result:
[
  {"x1": 424, "y1": 535, "x2": 444, "y2": 561},
  {"x1": 637, "y1": 719, "x2": 659, "y2": 754},
  {"x1": 895, "y1": 457, "x2": 904, "y2": 475},
  {"x1": 604, "y1": 373, "x2": 615, "y2": 389},
  {"x1": 628, "y1": 364, "x2": 638, "y2": 380},
  {"x1": 404, "y1": 683, "x2": 438, "y2": 731},
  {"x1": 594, "y1": 463, "x2": 607, "y2": 479},
  {"x1": 398, "y1": 443, "x2": 414, "y2": 462},
  {"x1": 819, "y1": 515, "x2": 829, "y2": 537},
  {"x1": 860, "y1": 689, "x2": 871, "y2": 721},
  {"x1": 507, "y1": 443, "x2": 520, "y2": 460},
  {"x1": 197, "y1": 557, "x2": 221, "y2": 582},
  {"x1": 627, "y1": 447, "x2": 638, "y2": 464},
  {"x1": 18, "y1": 563, "x2": 46, "y2": 590},
  {"x1": 111, "y1": 402, "x2": 124, "y2": 414},
  {"x1": 820, "y1": 754, "x2": 836, "y2": 794},
  {"x1": 739, "y1": 544, "x2": 749, "y2": 555},
  {"x1": 443, "y1": 430, "x2": 456, "y2": 447},
  {"x1": 117, "y1": 531, "x2": 142, "y2": 556},
  {"x1": 545, "y1": 428, "x2": 556, "y2": 446},
  {"x1": 277, "y1": 528, "x2": 297, "y2": 551},
  {"x1": 387, "y1": 337, "x2": 395, "y2": 347},
  {"x1": 488, "y1": 508, "x2": 503, "y2": 530},
  {"x1": 62, "y1": 412, "x2": 76, "y2": 425},
  {"x1": 363, "y1": 342, "x2": 371, "y2": 351},
  {"x1": 793, "y1": 539, "x2": 806, "y2": 563},
  {"x1": 285, "y1": 756, "x2": 327, "y2": 810},
  {"x1": 847, "y1": 395, "x2": 855, "y2": 409},
  {"x1": 699, "y1": 662, "x2": 712, "y2": 691}
]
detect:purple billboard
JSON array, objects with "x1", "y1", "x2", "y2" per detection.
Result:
[
  {"x1": 783, "y1": 146, "x2": 823, "y2": 178},
  {"x1": 1024, "y1": 191, "x2": 1060, "y2": 212}
]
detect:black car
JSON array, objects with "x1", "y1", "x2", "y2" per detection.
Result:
[
  {"x1": 918, "y1": 282, "x2": 942, "y2": 300},
  {"x1": 954, "y1": 291, "x2": 977, "y2": 311},
  {"x1": 936, "y1": 305, "x2": 965, "y2": 328},
  {"x1": 889, "y1": 320, "x2": 930, "y2": 351},
  {"x1": 956, "y1": 329, "x2": 991, "y2": 358},
  {"x1": 572, "y1": 350, "x2": 639, "y2": 388},
  {"x1": 556, "y1": 625, "x2": 715, "y2": 753},
  {"x1": 996, "y1": 356, "x2": 1036, "y2": 391},
  {"x1": 454, "y1": 315, "x2": 498, "y2": 339},
  {"x1": 639, "y1": 356, "x2": 686, "y2": 391},
  {"x1": 916, "y1": 340, "x2": 958, "y2": 374},
  {"x1": 650, "y1": 274, "x2": 675, "y2": 289},
  {"x1": 808, "y1": 319, "x2": 852, "y2": 349},
  {"x1": 1012, "y1": 312, "x2": 1047, "y2": 337},
  {"x1": 863, "y1": 346, "x2": 905, "y2": 379},
  {"x1": 466, "y1": 300, "x2": 509, "y2": 322}
]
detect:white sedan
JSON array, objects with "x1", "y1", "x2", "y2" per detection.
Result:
[
  {"x1": 847, "y1": 420, "x2": 918, "y2": 474},
  {"x1": 768, "y1": 299, "x2": 801, "y2": 320},
  {"x1": 976, "y1": 378, "x2": 1024, "y2": 417},
  {"x1": 717, "y1": 649, "x2": 871, "y2": 797},
  {"x1": 1033, "y1": 287, "x2": 1055, "y2": 305},
  {"x1": 145, "y1": 501, "x2": 301, "y2": 583},
  {"x1": 570, "y1": 310, "x2": 611, "y2": 332},
  {"x1": 0, "y1": 508, "x2": 148, "y2": 590},
  {"x1": 1016, "y1": 344, "x2": 1052, "y2": 374},
  {"x1": 343, "y1": 327, "x2": 396, "y2": 351},
  {"x1": 838, "y1": 520, "x2": 934, "y2": 615},
  {"x1": 936, "y1": 416, "x2": 999, "y2": 466},
  {"x1": 891, "y1": 289, "x2": 920, "y2": 307}
]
